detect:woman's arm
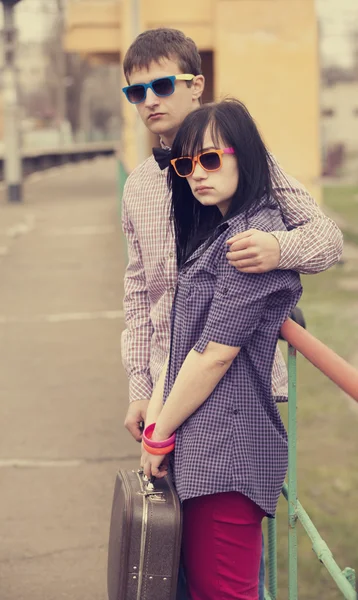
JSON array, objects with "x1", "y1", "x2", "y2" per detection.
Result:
[
  {"x1": 144, "y1": 356, "x2": 169, "y2": 428},
  {"x1": 142, "y1": 341, "x2": 239, "y2": 478},
  {"x1": 153, "y1": 342, "x2": 240, "y2": 441},
  {"x1": 143, "y1": 265, "x2": 301, "y2": 478}
]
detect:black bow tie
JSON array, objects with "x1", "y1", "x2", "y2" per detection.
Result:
[{"x1": 152, "y1": 147, "x2": 171, "y2": 170}]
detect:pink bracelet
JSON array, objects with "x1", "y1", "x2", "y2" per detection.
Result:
[{"x1": 143, "y1": 423, "x2": 176, "y2": 448}]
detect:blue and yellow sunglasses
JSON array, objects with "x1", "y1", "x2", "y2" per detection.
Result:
[{"x1": 122, "y1": 74, "x2": 195, "y2": 104}]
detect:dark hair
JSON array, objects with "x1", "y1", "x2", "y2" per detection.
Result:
[
  {"x1": 168, "y1": 98, "x2": 276, "y2": 268},
  {"x1": 123, "y1": 28, "x2": 202, "y2": 83}
]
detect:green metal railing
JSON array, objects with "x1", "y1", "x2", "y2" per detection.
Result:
[
  {"x1": 265, "y1": 326, "x2": 357, "y2": 600},
  {"x1": 117, "y1": 159, "x2": 357, "y2": 599},
  {"x1": 117, "y1": 157, "x2": 129, "y2": 222}
]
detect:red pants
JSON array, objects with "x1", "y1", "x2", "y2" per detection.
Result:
[{"x1": 182, "y1": 492, "x2": 265, "y2": 600}]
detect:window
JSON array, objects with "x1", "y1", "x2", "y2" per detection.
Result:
[
  {"x1": 321, "y1": 108, "x2": 335, "y2": 117},
  {"x1": 200, "y1": 51, "x2": 214, "y2": 104}
]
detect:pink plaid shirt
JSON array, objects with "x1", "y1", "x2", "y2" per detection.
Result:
[{"x1": 121, "y1": 154, "x2": 343, "y2": 402}]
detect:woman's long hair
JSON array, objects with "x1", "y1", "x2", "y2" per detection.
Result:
[{"x1": 168, "y1": 98, "x2": 276, "y2": 268}]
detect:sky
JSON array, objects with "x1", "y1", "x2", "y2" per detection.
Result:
[{"x1": 0, "y1": 0, "x2": 357, "y2": 68}]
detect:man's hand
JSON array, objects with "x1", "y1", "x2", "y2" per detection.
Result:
[
  {"x1": 124, "y1": 399, "x2": 149, "y2": 442},
  {"x1": 226, "y1": 229, "x2": 281, "y2": 273}
]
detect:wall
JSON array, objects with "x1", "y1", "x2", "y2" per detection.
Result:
[
  {"x1": 65, "y1": 0, "x2": 121, "y2": 55},
  {"x1": 322, "y1": 82, "x2": 358, "y2": 152},
  {"x1": 214, "y1": 0, "x2": 320, "y2": 201},
  {"x1": 65, "y1": 0, "x2": 321, "y2": 201}
]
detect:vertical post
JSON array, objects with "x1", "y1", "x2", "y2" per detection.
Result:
[
  {"x1": 287, "y1": 344, "x2": 298, "y2": 599},
  {"x1": 55, "y1": 0, "x2": 67, "y2": 145},
  {"x1": 1, "y1": 0, "x2": 22, "y2": 202},
  {"x1": 267, "y1": 517, "x2": 277, "y2": 599},
  {"x1": 130, "y1": 0, "x2": 146, "y2": 164},
  {"x1": 120, "y1": 0, "x2": 145, "y2": 170}
]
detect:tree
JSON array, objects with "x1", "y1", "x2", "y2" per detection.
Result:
[
  {"x1": 351, "y1": 29, "x2": 358, "y2": 81},
  {"x1": 321, "y1": 64, "x2": 355, "y2": 87},
  {"x1": 19, "y1": 0, "x2": 121, "y2": 140},
  {"x1": 43, "y1": 17, "x2": 90, "y2": 137}
]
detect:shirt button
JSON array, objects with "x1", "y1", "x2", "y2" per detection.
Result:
[
  {"x1": 169, "y1": 286, "x2": 175, "y2": 293},
  {"x1": 233, "y1": 409, "x2": 239, "y2": 415},
  {"x1": 169, "y1": 252, "x2": 174, "y2": 258}
]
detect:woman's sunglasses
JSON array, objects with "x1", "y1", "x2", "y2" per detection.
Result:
[
  {"x1": 170, "y1": 148, "x2": 235, "y2": 178},
  {"x1": 122, "y1": 74, "x2": 195, "y2": 104}
]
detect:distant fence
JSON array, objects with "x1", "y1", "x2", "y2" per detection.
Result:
[{"x1": 0, "y1": 141, "x2": 117, "y2": 181}]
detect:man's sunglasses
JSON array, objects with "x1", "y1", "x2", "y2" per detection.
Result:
[
  {"x1": 170, "y1": 148, "x2": 235, "y2": 178},
  {"x1": 122, "y1": 74, "x2": 195, "y2": 104}
]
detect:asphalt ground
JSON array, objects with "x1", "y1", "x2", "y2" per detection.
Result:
[{"x1": 0, "y1": 158, "x2": 140, "y2": 599}]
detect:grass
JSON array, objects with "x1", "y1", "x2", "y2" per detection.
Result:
[
  {"x1": 324, "y1": 186, "x2": 358, "y2": 247},
  {"x1": 324, "y1": 186, "x2": 358, "y2": 226},
  {"x1": 268, "y1": 185, "x2": 358, "y2": 599}
]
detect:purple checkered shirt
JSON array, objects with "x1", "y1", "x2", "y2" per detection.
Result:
[
  {"x1": 165, "y1": 208, "x2": 302, "y2": 514},
  {"x1": 121, "y1": 154, "x2": 343, "y2": 403}
]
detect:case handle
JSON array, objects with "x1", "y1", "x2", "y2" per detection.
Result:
[{"x1": 138, "y1": 469, "x2": 156, "y2": 491}]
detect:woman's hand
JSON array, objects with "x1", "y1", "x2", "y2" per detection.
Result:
[{"x1": 141, "y1": 447, "x2": 169, "y2": 479}]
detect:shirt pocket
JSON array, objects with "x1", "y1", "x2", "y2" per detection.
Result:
[{"x1": 182, "y1": 271, "x2": 217, "y2": 312}]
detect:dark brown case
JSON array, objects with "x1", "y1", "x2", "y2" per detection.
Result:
[{"x1": 107, "y1": 469, "x2": 182, "y2": 600}]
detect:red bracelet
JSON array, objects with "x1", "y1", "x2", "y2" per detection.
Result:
[
  {"x1": 143, "y1": 423, "x2": 176, "y2": 449},
  {"x1": 142, "y1": 440, "x2": 175, "y2": 455}
]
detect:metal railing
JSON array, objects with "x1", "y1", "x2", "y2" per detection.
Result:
[
  {"x1": 116, "y1": 158, "x2": 358, "y2": 599},
  {"x1": 265, "y1": 319, "x2": 358, "y2": 599},
  {"x1": 0, "y1": 141, "x2": 117, "y2": 183},
  {"x1": 117, "y1": 156, "x2": 129, "y2": 221}
]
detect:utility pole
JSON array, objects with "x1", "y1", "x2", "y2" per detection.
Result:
[
  {"x1": 121, "y1": 0, "x2": 145, "y2": 168},
  {"x1": 1, "y1": 0, "x2": 23, "y2": 202},
  {"x1": 131, "y1": 0, "x2": 146, "y2": 164},
  {"x1": 54, "y1": 0, "x2": 66, "y2": 145}
]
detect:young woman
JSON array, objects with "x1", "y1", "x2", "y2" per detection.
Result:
[{"x1": 141, "y1": 99, "x2": 302, "y2": 599}]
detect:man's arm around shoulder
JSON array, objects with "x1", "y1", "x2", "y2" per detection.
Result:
[{"x1": 226, "y1": 156, "x2": 343, "y2": 274}]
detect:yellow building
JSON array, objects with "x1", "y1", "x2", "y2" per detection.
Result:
[{"x1": 65, "y1": 0, "x2": 321, "y2": 201}]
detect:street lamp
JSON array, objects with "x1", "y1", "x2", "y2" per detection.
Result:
[{"x1": 1, "y1": 0, "x2": 23, "y2": 202}]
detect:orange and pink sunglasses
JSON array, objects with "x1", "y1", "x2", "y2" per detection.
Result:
[{"x1": 170, "y1": 147, "x2": 235, "y2": 178}]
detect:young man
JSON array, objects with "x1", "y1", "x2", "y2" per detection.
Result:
[{"x1": 120, "y1": 28, "x2": 343, "y2": 599}]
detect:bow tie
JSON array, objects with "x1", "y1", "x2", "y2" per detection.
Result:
[{"x1": 152, "y1": 147, "x2": 171, "y2": 170}]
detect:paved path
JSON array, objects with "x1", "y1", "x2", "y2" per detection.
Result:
[{"x1": 0, "y1": 159, "x2": 139, "y2": 600}]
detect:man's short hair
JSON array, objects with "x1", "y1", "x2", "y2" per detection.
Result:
[{"x1": 123, "y1": 28, "x2": 202, "y2": 83}]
